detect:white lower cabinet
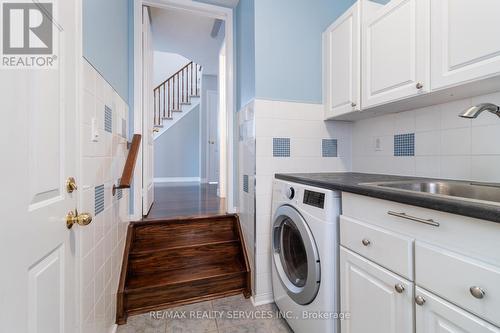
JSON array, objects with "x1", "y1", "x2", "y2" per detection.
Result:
[
  {"x1": 415, "y1": 287, "x2": 500, "y2": 333},
  {"x1": 340, "y1": 246, "x2": 414, "y2": 333}
]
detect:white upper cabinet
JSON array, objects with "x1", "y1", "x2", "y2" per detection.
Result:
[
  {"x1": 362, "y1": 0, "x2": 430, "y2": 108},
  {"x1": 323, "y1": 1, "x2": 382, "y2": 119},
  {"x1": 324, "y1": 3, "x2": 360, "y2": 119},
  {"x1": 430, "y1": 0, "x2": 500, "y2": 90}
]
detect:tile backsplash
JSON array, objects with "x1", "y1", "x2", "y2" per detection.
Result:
[{"x1": 352, "y1": 91, "x2": 500, "y2": 182}]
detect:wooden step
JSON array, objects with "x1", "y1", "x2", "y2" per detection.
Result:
[
  {"x1": 128, "y1": 241, "x2": 243, "y2": 275},
  {"x1": 116, "y1": 214, "x2": 251, "y2": 324},
  {"x1": 131, "y1": 215, "x2": 238, "y2": 252}
]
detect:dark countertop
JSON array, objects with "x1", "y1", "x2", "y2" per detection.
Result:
[{"x1": 275, "y1": 172, "x2": 500, "y2": 223}]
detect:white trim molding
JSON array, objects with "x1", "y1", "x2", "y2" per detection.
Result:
[
  {"x1": 251, "y1": 293, "x2": 274, "y2": 307},
  {"x1": 133, "y1": 0, "x2": 236, "y2": 217},
  {"x1": 154, "y1": 177, "x2": 201, "y2": 183}
]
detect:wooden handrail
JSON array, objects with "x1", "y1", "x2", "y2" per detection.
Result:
[
  {"x1": 154, "y1": 61, "x2": 193, "y2": 91},
  {"x1": 112, "y1": 134, "x2": 141, "y2": 196}
]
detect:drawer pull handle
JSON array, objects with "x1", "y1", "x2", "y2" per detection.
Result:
[
  {"x1": 361, "y1": 239, "x2": 371, "y2": 246},
  {"x1": 415, "y1": 295, "x2": 426, "y2": 306},
  {"x1": 470, "y1": 286, "x2": 486, "y2": 299},
  {"x1": 388, "y1": 211, "x2": 440, "y2": 227},
  {"x1": 395, "y1": 284, "x2": 405, "y2": 294}
]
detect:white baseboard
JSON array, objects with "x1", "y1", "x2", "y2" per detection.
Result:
[
  {"x1": 154, "y1": 177, "x2": 201, "y2": 183},
  {"x1": 109, "y1": 324, "x2": 117, "y2": 333},
  {"x1": 251, "y1": 292, "x2": 274, "y2": 307}
]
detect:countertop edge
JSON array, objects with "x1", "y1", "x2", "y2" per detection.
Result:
[{"x1": 275, "y1": 173, "x2": 500, "y2": 224}]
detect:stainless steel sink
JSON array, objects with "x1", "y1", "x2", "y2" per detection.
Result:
[{"x1": 361, "y1": 180, "x2": 500, "y2": 204}]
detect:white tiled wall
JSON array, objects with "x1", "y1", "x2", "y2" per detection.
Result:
[
  {"x1": 238, "y1": 101, "x2": 256, "y2": 296},
  {"x1": 79, "y1": 59, "x2": 130, "y2": 333},
  {"x1": 352, "y1": 92, "x2": 500, "y2": 182},
  {"x1": 239, "y1": 99, "x2": 352, "y2": 304}
]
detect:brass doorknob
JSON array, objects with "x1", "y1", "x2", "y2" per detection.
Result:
[
  {"x1": 66, "y1": 177, "x2": 78, "y2": 193},
  {"x1": 66, "y1": 210, "x2": 93, "y2": 229}
]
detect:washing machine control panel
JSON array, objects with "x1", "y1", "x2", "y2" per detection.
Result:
[
  {"x1": 303, "y1": 190, "x2": 325, "y2": 209},
  {"x1": 285, "y1": 187, "x2": 295, "y2": 200}
]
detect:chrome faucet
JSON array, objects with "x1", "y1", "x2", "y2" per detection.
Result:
[{"x1": 459, "y1": 103, "x2": 500, "y2": 119}]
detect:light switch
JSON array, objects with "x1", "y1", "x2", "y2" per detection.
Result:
[
  {"x1": 375, "y1": 137, "x2": 382, "y2": 151},
  {"x1": 91, "y1": 117, "x2": 99, "y2": 142}
]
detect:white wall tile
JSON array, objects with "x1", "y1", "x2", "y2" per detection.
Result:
[
  {"x1": 78, "y1": 59, "x2": 129, "y2": 333},
  {"x1": 440, "y1": 127, "x2": 471, "y2": 156},
  {"x1": 415, "y1": 131, "x2": 440, "y2": 156},
  {"x1": 471, "y1": 125, "x2": 500, "y2": 155}
]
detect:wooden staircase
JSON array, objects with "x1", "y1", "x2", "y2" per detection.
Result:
[
  {"x1": 154, "y1": 61, "x2": 202, "y2": 129},
  {"x1": 116, "y1": 214, "x2": 251, "y2": 324}
]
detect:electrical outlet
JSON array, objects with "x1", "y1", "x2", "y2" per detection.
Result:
[{"x1": 91, "y1": 117, "x2": 99, "y2": 142}]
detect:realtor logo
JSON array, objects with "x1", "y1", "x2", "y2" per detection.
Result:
[{"x1": 1, "y1": 0, "x2": 57, "y2": 68}]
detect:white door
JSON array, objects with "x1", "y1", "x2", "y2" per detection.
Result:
[
  {"x1": 340, "y1": 247, "x2": 414, "y2": 333},
  {"x1": 142, "y1": 6, "x2": 154, "y2": 216},
  {"x1": 415, "y1": 287, "x2": 500, "y2": 333},
  {"x1": 0, "y1": 0, "x2": 80, "y2": 332},
  {"x1": 362, "y1": 0, "x2": 430, "y2": 108},
  {"x1": 207, "y1": 90, "x2": 219, "y2": 184},
  {"x1": 324, "y1": 2, "x2": 360, "y2": 118},
  {"x1": 430, "y1": 0, "x2": 500, "y2": 90}
]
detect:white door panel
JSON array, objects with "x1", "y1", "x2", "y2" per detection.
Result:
[
  {"x1": 431, "y1": 0, "x2": 500, "y2": 89},
  {"x1": 207, "y1": 90, "x2": 219, "y2": 184},
  {"x1": 0, "y1": 0, "x2": 79, "y2": 332},
  {"x1": 143, "y1": 6, "x2": 154, "y2": 216}
]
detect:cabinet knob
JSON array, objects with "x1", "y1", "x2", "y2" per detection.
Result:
[
  {"x1": 351, "y1": 102, "x2": 357, "y2": 108},
  {"x1": 361, "y1": 239, "x2": 371, "y2": 246},
  {"x1": 415, "y1": 295, "x2": 426, "y2": 306},
  {"x1": 416, "y1": 82, "x2": 424, "y2": 90},
  {"x1": 395, "y1": 284, "x2": 405, "y2": 294},
  {"x1": 470, "y1": 286, "x2": 485, "y2": 299}
]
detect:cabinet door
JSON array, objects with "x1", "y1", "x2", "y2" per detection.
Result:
[
  {"x1": 415, "y1": 287, "x2": 500, "y2": 333},
  {"x1": 324, "y1": 3, "x2": 360, "y2": 119},
  {"x1": 431, "y1": 0, "x2": 500, "y2": 90},
  {"x1": 362, "y1": 0, "x2": 430, "y2": 108},
  {"x1": 340, "y1": 247, "x2": 414, "y2": 333}
]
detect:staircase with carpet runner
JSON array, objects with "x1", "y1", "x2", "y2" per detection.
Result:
[{"x1": 116, "y1": 214, "x2": 251, "y2": 324}]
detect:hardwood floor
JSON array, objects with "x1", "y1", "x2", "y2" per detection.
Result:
[
  {"x1": 116, "y1": 214, "x2": 251, "y2": 325},
  {"x1": 146, "y1": 183, "x2": 225, "y2": 219}
]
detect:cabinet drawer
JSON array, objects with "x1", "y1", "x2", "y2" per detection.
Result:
[
  {"x1": 340, "y1": 216, "x2": 414, "y2": 280},
  {"x1": 416, "y1": 242, "x2": 500, "y2": 327},
  {"x1": 416, "y1": 287, "x2": 500, "y2": 333}
]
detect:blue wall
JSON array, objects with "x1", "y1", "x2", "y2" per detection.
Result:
[
  {"x1": 236, "y1": 0, "x2": 255, "y2": 110},
  {"x1": 154, "y1": 107, "x2": 201, "y2": 178},
  {"x1": 83, "y1": 0, "x2": 130, "y2": 103},
  {"x1": 254, "y1": 0, "x2": 356, "y2": 104}
]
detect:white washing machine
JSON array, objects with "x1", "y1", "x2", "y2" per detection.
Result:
[{"x1": 271, "y1": 179, "x2": 340, "y2": 333}]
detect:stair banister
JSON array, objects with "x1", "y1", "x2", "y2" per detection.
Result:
[{"x1": 112, "y1": 134, "x2": 141, "y2": 196}]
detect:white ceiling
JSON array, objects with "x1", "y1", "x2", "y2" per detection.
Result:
[{"x1": 151, "y1": 7, "x2": 225, "y2": 76}]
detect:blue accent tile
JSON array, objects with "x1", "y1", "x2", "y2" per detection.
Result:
[
  {"x1": 273, "y1": 138, "x2": 290, "y2": 157},
  {"x1": 95, "y1": 184, "x2": 105, "y2": 215},
  {"x1": 394, "y1": 133, "x2": 415, "y2": 156},
  {"x1": 104, "y1": 106, "x2": 112, "y2": 133},
  {"x1": 243, "y1": 175, "x2": 249, "y2": 193},
  {"x1": 322, "y1": 139, "x2": 338, "y2": 157}
]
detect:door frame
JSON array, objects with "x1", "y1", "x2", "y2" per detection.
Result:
[
  {"x1": 132, "y1": 0, "x2": 236, "y2": 219},
  {"x1": 206, "y1": 89, "x2": 219, "y2": 184}
]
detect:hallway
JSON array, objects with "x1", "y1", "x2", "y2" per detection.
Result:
[{"x1": 146, "y1": 183, "x2": 226, "y2": 219}]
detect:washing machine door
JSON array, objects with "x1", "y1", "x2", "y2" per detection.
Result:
[{"x1": 272, "y1": 205, "x2": 320, "y2": 305}]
